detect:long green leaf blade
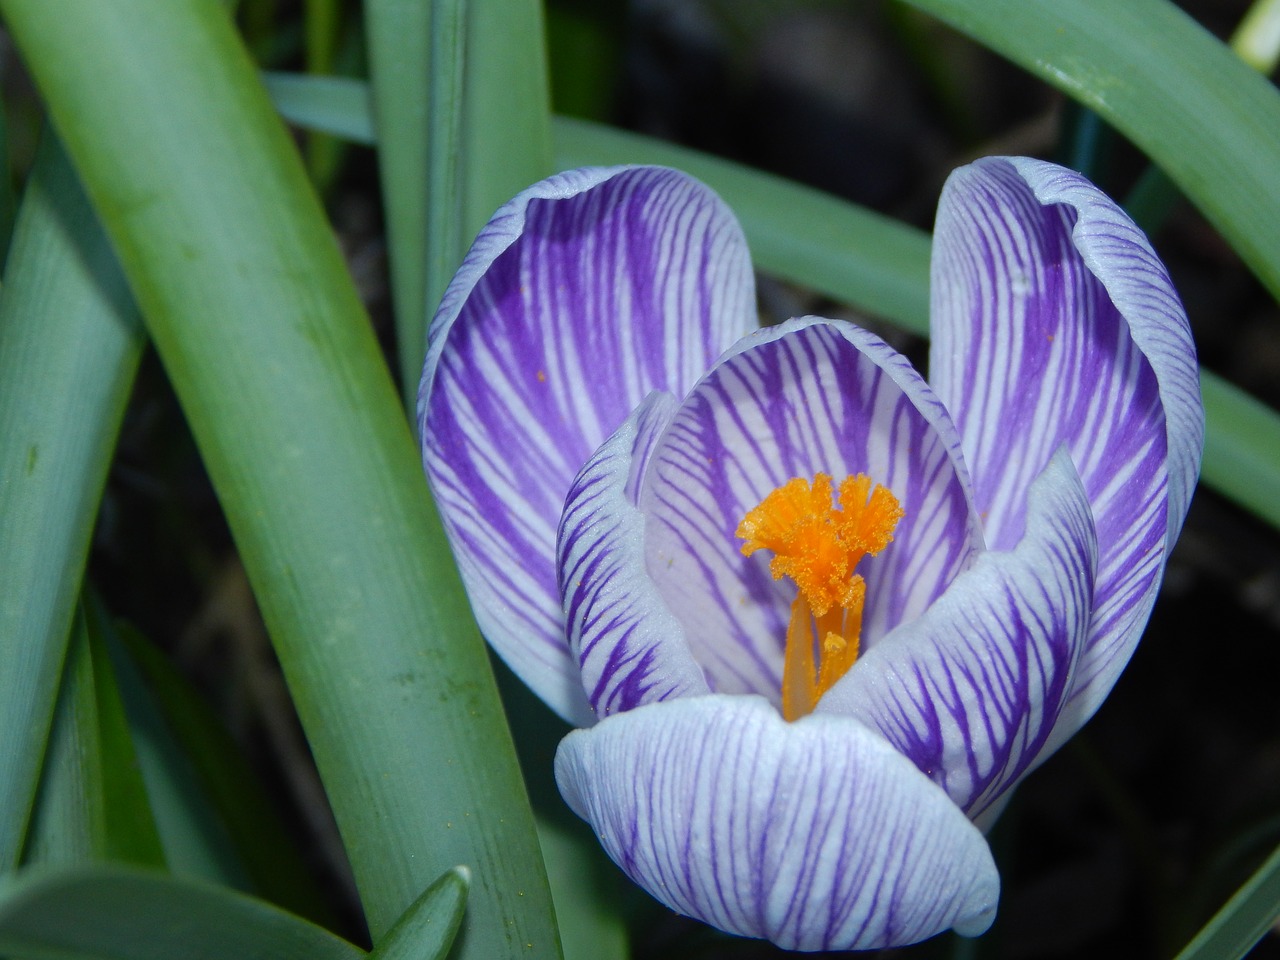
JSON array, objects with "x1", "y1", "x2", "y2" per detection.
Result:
[
  {"x1": 264, "y1": 71, "x2": 374, "y2": 145},
  {"x1": 22, "y1": 613, "x2": 107, "y2": 868},
  {"x1": 1174, "y1": 841, "x2": 1280, "y2": 960},
  {"x1": 461, "y1": 0, "x2": 553, "y2": 239},
  {"x1": 364, "y1": 0, "x2": 466, "y2": 404},
  {"x1": 0, "y1": 0, "x2": 559, "y2": 951},
  {"x1": 116, "y1": 623, "x2": 335, "y2": 923},
  {"x1": 0, "y1": 866, "x2": 366, "y2": 960},
  {"x1": 899, "y1": 0, "x2": 1280, "y2": 305},
  {"x1": 0, "y1": 132, "x2": 144, "y2": 871}
]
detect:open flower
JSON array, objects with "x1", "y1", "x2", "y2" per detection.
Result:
[{"x1": 418, "y1": 160, "x2": 1202, "y2": 950}]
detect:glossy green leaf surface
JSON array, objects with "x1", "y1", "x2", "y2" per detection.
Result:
[
  {"x1": 0, "y1": 0, "x2": 559, "y2": 951},
  {"x1": 0, "y1": 133, "x2": 144, "y2": 871},
  {"x1": 900, "y1": 0, "x2": 1280, "y2": 305},
  {"x1": 0, "y1": 866, "x2": 366, "y2": 960},
  {"x1": 368, "y1": 866, "x2": 469, "y2": 960}
]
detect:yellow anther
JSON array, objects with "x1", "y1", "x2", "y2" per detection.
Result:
[{"x1": 737, "y1": 473, "x2": 903, "y2": 721}]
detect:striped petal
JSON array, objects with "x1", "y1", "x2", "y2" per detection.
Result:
[
  {"x1": 929, "y1": 157, "x2": 1202, "y2": 733},
  {"x1": 420, "y1": 166, "x2": 755, "y2": 724},
  {"x1": 639, "y1": 318, "x2": 984, "y2": 705},
  {"x1": 558, "y1": 392, "x2": 711, "y2": 717},
  {"x1": 555, "y1": 695, "x2": 999, "y2": 950},
  {"x1": 818, "y1": 450, "x2": 1097, "y2": 818}
]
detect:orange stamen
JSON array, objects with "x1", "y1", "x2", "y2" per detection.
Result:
[{"x1": 738, "y1": 473, "x2": 903, "y2": 721}]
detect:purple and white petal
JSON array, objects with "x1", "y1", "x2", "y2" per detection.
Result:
[
  {"x1": 929, "y1": 156, "x2": 1201, "y2": 734},
  {"x1": 555, "y1": 695, "x2": 999, "y2": 951},
  {"x1": 639, "y1": 318, "x2": 983, "y2": 705},
  {"x1": 420, "y1": 166, "x2": 755, "y2": 723},
  {"x1": 558, "y1": 393, "x2": 712, "y2": 717},
  {"x1": 818, "y1": 450, "x2": 1097, "y2": 819}
]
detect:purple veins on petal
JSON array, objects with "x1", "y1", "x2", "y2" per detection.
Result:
[
  {"x1": 821, "y1": 449, "x2": 1097, "y2": 818},
  {"x1": 929, "y1": 155, "x2": 1200, "y2": 736},
  {"x1": 554, "y1": 695, "x2": 1000, "y2": 951},
  {"x1": 420, "y1": 165, "x2": 754, "y2": 724},
  {"x1": 639, "y1": 318, "x2": 983, "y2": 705},
  {"x1": 558, "y1": 392, "x2": 711, "y2": 716}
]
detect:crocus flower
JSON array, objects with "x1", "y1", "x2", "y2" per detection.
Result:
[{"x1": 419, "y1": 159, "x2": 1202, "y2": 950}]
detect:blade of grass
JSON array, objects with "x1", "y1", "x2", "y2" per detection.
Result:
[
  {"x1": 899, "y1": 0, "x2": 1280, "y2": 306},
  {"x1": 0, "y1": 1, "x2": 560, "y2": 952},
  {"x1": 0, "y1": 866, "x2": 367, "y2": 960},
  {"x1": 1174, "y1": 840, "x2": 1280, "y2": 960},
  {"x1": 82, "y1": 602, "x2": 168, "y2": 870},
  {"x1": 0, "y1": 132, "x2": 144, "y2": 871}
]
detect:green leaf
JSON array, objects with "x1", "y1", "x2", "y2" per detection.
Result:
[
  {"x1": 116, "y1": 623, "x2": 336, "y2": 924},
  {"x1": 461, "y1": 0, "x2": 554, "y2": 240},
  {"x1": 264, "y1": 71, "x2": 373, "y2": 145},
  {"x1": 899, "y1": 0, "x2": 1280, "y2": 305},
  {"x1": 22, "y1": 612, "x2": 107, "y2": 867},
  {"x1": 0, "y1": 865, "x2": 366, "y2": 960},
  {"x1": 364, "y1": 0, "x2": 466, "y2": 405},
  {"x1": 0, "y1": 131, "x2": 144, "y2": 871},
  {"x1": 494, "y1": 661, "x2": 629, "y2": 960},
  {"x1": 1174, "y1": 840, "x2": 1280, "y2": 960},
  {"x1": 97, "y1": 611, "x2": 252, "y2": 890},
  {"x1": 368, "y1": 866, "x2": 469, "y2": 960},
  {"x1": 0, "y1": 0, "x2": 559, "y2": 951},
  {"x1": 23, "y1": 602, "x2": 173, "y2": 872},
  {"x1": 82, "y1": 603, "x2": 168, "y2": 870}
]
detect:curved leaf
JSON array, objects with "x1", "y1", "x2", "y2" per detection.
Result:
[{"x1": 0, "y1": 866, "x2": 366, "y2": 960}]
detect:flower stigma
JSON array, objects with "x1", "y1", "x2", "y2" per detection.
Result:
[{"x1": 737, "y1": 474, "x2": 903, "y2": 721}]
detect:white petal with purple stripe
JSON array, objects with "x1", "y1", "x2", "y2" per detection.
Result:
[
  {"x1": 639, "y1": 318, "x2": 984, "y2": 705},
  {"x1": 555, "y1": 695, "x2": 999, "y2": 950},
  {"x1": 558, "y1": 393, "x2": 711, "y2": 717},
  {"x1": 929, "y1": 157, "x2": 1201, "y2": 739},
  {"x1": 818, "y1": 450, "x2": 1097, "y2": 818},
  {"x1": 420, "y1": 166, "x2": 755, "y2": 724}
]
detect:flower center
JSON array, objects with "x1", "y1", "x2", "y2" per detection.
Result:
[{"x1": 737, "y1": 473, "x2": 903, "y2": 721}]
